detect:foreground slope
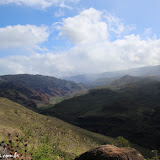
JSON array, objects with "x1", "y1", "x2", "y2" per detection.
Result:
[
  {"x1": 42, "y1": 77, "x2": 160, "y2": 150},
  {"x1": 0, "y1": 97, "x2": 115, "y2": 157}
]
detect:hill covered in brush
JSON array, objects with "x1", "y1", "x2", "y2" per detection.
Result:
[
  {"x1": 41, "y1": 76, "x2": 160, "y2": 150},
  {"x1": 0, "y1": 97, "x2": 117, "y2": 159},
  {"x1": 0, "y1": 74, "x2": 86, "y2": 110}
]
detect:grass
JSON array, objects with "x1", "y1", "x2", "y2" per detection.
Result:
[
  {"x1": 37, "y1": 96, "x2": 73, "y2": 108},
  {"x1": 43, "y1": 81, "x2": 160, "y2": 152},
  {"x1": 0, "y1": 97, "x2": 116, "y2": 159}
]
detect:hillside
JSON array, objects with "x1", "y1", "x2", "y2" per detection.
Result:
[
  {"x1": 108, "y1": 75, "x2": 142, "y2": 86},
  {"x1": 86, "y1": 77, "x2": 118, "y2": 87},
  {"x1": 42, "y1": 77, "x2": 160, "y2": 150},
  {"x1": 0, "y1": 74, "x2": 86, "y2": 109},
  {"x1": 0, "y1": 97, "x2": 117, "y2": 159},
  {"x1": 0, "y1": 81, "x2": 39, "y2": 111}
]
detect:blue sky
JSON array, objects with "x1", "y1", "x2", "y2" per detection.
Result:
[{"x1": 0, "y1": 0, "x2": 160, "y2": 77}]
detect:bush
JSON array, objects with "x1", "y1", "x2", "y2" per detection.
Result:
[
  {"x1": 32, "y1": 144, "x2": 52, "y2": 160},
  {"x1": 112, "y1": 136, "x2": 130, "y2": 147},
  {"x1": 145, "y1": 150, "x2": 160, "y2": 160}
]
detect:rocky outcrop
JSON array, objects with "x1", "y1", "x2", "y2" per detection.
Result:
[{"x1": 75, "y1": 145, "x2": 144, "y2": 160}]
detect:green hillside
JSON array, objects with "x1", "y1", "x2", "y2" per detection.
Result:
[
  {"x1": 0, "y1": 97, "x2": 116, "y2": 159},
  {"x1": 42, "y1": 78, "x2": 160, "y2": 150}
]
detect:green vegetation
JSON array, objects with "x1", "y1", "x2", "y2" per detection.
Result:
[
  {"x1": 1, "y1": 74, "x2": 160, "y2": 159},
  {"x1": 145, "y1": 150, "x2": 160, "y2": 160},
  {"x1": 112, "y1": 136, "x2": 130, "y2": 147},
  {"x1": 0, "y1": 97, "x2": 116, "y2": 159},
  {"x1": 41, "y1": 77, "x2": 160, "y2": 151}
]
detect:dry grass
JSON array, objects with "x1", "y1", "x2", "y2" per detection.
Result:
[{"x1": 0, "y1": 97, "x2": 114, "y2": 158}]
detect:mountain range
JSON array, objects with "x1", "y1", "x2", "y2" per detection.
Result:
[
  {"x1": 0, "y1": 74, "x2": 86, "y2": 110},
  {"x1": 65, "y1": 65, "x2": 160, "y2": 84}
]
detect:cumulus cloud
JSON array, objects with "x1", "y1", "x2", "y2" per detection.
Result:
[
  {"x1": 57, "y1": 8, "x2": 135, "y2": 44},
  {"x1": 104, "y1": 12, "x2": 135, "y2": 38},
  {"x1": 0, "y1": 25, "x2": 49, "y2": 51},
  {"x1": 58, "y1": 8, "x2": 108, "y2": 44},
  {"x1": 1, "y1": 35, "x2": 160, "y2": 77},
  {"x1": 1, "y1": 8, "x2": 160, "y2": 77},
  {"x1": 0, "y1": 0, "x2": 78, "y2": 9}
]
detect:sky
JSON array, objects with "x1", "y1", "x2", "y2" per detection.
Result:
[{"x1": 0, "y1": 0, "x2": 160, "y2": 77}]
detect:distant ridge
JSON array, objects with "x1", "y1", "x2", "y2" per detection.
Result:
[
  {"x1": 64, "y1": 65, "x2": 160, "y2": 83},
  {"x1": 0, "y1": 74, "x2": 86, "y2": 110}
]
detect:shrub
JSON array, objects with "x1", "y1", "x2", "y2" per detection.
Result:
[
  {"x1": 145, "y1": 150, "x2": 160, "y2": 160},
  {"x1": 112, "y1": 136, "x2": 130, "y2": 147}
]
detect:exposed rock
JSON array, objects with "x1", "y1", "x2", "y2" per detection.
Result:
[{"x1": 75, "y1": 145, "x2": 144, "y2": 160}]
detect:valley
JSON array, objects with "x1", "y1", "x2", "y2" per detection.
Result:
[
  {"x1": 1, "y1": 67, "x2": 160, "y2": 159},
  {"x1": 41, "y1": 73, "x2": 160, "y2": 151}
]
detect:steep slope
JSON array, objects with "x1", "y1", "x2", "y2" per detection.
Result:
[
  {"x1": 109, "y1": 75, "x2": 142, "y2": 86},
  {"x1": 86, "y1": 77, "x2": 118, "y2": 87},
  {"x1": 0, "y1": 74, "x2": 86, "y2": 108},
  {"x1": 0, "y1": 81, "x2": 38, "y2": 111},
  {"x1": 0, "y1": 97, "x2": 116, "y2": 159},
  {"x1": 1, "y1": 74, "x2": 86, "y2": 96},
  {"x1": 42, "y1": 78, "x2": 160, "y2": 150}
]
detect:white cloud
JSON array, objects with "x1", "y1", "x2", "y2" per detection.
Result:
[
  {"x1": 57, "y1": 8, "x2": 135, "y2": 44},
  {"x1": 1, "y1": 35, "x2": 160, "y2": 77},
  {"x1": 104, "y1": 12, "x2": 135, "y2": 38},
  {"x1": 58, "y1": 8, "x2": 109, "y2": 44},
  {"x1": 0, "y1": 0, "x2": 79, "y2": 9},
  {"x1": 1, "y1": 8, "x2": 160, "y2": 77},
  {"x1": 0, "y1": 25, "x2": 49, "y2": 51}
]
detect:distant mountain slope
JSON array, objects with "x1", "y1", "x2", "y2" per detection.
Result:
[
  {"x1": 86, "y1": 77, "x2": 118, "y2": 87},
  {"x1": 87, "y1": 75, "x2": 160, "y2": 88},
  {"x1": 108, "y1": 75, "x2": 142, "y2": 86},
  {"x1": 1, "y1": 74, "x2": 86, "y2": 96},
  {"x1": 65, "y1": 65, "x2": 160, "y2": 83},
  {"x1": 0, "y1": 81, "x2": 38, "y2": 111},
  {"x1": 42, "y1": 77, "x2": 160, "y2": 150},
  {"x1": 65, "y1": 74, "x2": 101, "y2": 83},
  {"x1": 0, "y1": 74, "x2": 86, "y2": 108}
]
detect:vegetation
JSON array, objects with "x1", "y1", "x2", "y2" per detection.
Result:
[
  {"x1": 41, "y1": 77, "x2": 160, "y2": 151},
  {"x1": 112, "y1": 136, "x2": 130, "y2": 148},
  {"x1": 145, "y1": 150, "x2": 160, "y2": 160},
  {"x1": 0, "y1": 97, "x2": 116, "y2": 159},
  {"x1": 1, "y1": 74, "x2": 160, "y2": 159},
  {"x1": 0, "y1": 81, "x2": 38, "y2": 111},
  {"x1": 0, "y1": 74, "x2": 87, "y2": 109}
]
